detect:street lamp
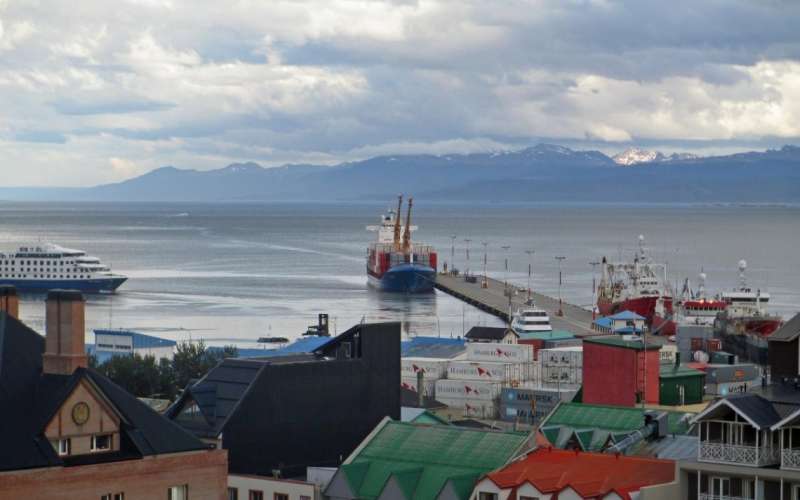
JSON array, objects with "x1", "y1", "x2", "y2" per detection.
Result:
[
  {"x1": 525, "y1": 250, "x2": 535, "y2": 301},
  {"x1": 555, "y1": 256, "x2": 566, "y2": 316},
  {"x1": 589, "y1": 260, "x2": 601, "y2": 319},
  {"x1": 464, "y1": 239, "x2": 472, "y2": 276},
  {"x1": 501, "y1": 245, "x2": 511, "y2": 289},
  {"x1": 481, "y1": 241, "x2": 489, "y2": 288},
  {"x1": 450, "y1": 234, "x2": 457, "y2": 274}
]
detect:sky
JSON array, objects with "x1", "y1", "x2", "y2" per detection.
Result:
[{"x1": 1, "y1": 0, "x2": 799, "y2": 186}]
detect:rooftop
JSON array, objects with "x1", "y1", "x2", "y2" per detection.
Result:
[
  {"x1": 769, "y1": 313, "x2": 800, "y2": 342},
  {"x1": 401, "y1": 336, "x2": 466, "y2": 359},
  {"x1": 93, "y1": 329, "x2": 177, "y2": 349},
  {"x1": 659, "y1": 364, "x2": 705, "y2": 379},
  {"x1": 485, "y1": 447, "x2": 675, "y2": 500},
  {"x1": 584, "y1": 336, "x2": 660, "y2": 351},
  {"x1": 465, "y1": 326, "x2": 515, "y2": 342},
  {"x1": 518, "y1": 330, "x2": 575, "y2": 341}
]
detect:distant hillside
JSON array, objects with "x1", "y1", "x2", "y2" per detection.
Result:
[{"x1": 1, "y1": 144, "x2": 798, "y2": 203}]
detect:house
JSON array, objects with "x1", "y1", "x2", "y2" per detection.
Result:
[
  {"x1": 592, "y1": 310, "x2": 647, "y2": 335},
  {"x1": 90, "y1": 328, "x2": 177, "y2": 363},
  {"x1": 0, "y1": 287, "x2": 227, "y2": 499},
  {"x1": 582, "y1": 336, "x2": 661, "y2": 407},
  {"x1": 678, "y1": 392, "x2": 800, "y2": 499},
  {"x1": 464, "y1": 326, "x2": 518, "y2": 344},
  {"x1": 324, "y1": 418, "x2": 533, "y2": 500},
  {"x1": 768, "y1": 313, "x2": 800, "y2": 379},
  {"x1": 472, "y1": 447, "x2": 676, "y2": 500},
  {"x1": 167, "y1": 321, "x2": 400, "y2": 478},
  {"x1": 227, "y1": 467, "x2": 337, "y2": 500}
]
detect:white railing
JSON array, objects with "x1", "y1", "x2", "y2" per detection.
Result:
[
  {"x1": 699, "y1": 442, "x2": 780, "y2": 467},
  {"x1": 782, "y1": 448, "x2": 800, "y2": 470},
  {"x1": 698, "y1": 495, "x2": 752, "y2": 500}
]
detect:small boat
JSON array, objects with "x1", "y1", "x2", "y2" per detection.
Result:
[{"x1": 511, "y1": 300, "x2": 553, "y2": 335}]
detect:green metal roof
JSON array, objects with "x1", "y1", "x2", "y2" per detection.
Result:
[
  {"x1": 659, "y1": 364, "x2": 705, "y2": 379},
  {"x1": 410, "y1": 411, "x2": 450, "y2": 426},
  {"x1": 344, "y1": 420, "x2": 529, "y2": 500},
  {"x1": 584, "y1": 336, "x2": 660, "y2": 350},
  {"x1": 518, "y1": 330, "x2": 575, "y2": 341}
]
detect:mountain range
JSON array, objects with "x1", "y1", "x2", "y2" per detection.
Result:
[{"x1": 2, "y1": 144, "x2": 799, "y2": 204}]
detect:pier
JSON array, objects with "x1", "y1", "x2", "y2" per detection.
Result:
[{"x1": 435, "y1": 273, "x2": 595, "y2": 336}]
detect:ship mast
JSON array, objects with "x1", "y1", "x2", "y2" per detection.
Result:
[
  {"x1": 402, "y1": 197, "x2": 413, "y2": 255},
  {"x1": 392, "y1": 194, "x2": 403, "y2": 251}
]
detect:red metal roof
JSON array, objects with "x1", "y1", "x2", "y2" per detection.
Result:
[{"x1": 485, "y1": 447, "x2": 675, "y2": 499}]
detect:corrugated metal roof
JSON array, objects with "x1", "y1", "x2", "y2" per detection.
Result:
[
  {"x1": 585, "y1": 336, "x2": 660, "y2": 350},
  {"x1": 93, "y1": 329, "x2": 177, "y2": 349},
  {"x1": 610, "y1": 311, "x2": 646, "y2": 321},
  {"x1": 401, "y1": 336, "x2": 466, "y2": 359},
  {"x1": 659, "y1": 364, "x2": 705, "y2": 379},
  {"x1": 518, "y1": 330, "x2": 575, "y2": 341},
  {"x1": 769, "y1": 313, "x2": 800, "y2": 342}
]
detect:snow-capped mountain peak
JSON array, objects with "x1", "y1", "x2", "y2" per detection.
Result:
[{"x1": 612, "y1": 148, "x2": 665, "y2": 165}]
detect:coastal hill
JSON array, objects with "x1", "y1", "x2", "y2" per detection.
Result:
[{"x1": 3, "y1": 144, "x2": 799, "y2": 203}]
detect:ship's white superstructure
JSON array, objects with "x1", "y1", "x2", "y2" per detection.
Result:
[{"x1": 511, "y1": 301, "x2": 553, "y2": 334}]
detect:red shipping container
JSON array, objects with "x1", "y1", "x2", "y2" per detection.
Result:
[
  {"x1": 706, "y1": 339, "x2": 722, "y2": 352},
  {"x1": 690, "y1": 338, "x2": 704, "y2": 352}
]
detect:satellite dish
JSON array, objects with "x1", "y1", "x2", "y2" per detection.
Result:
[{"x1": 693, "y1": 351, "x2": 710, "y2": 363}]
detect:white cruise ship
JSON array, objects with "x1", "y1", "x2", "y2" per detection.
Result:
[
  {"x1": 0, "y1": 243, "x2": 127, "y2": 293},
  {"x1": 511, "y1": 300, "x2": 553, "y2": 334}
]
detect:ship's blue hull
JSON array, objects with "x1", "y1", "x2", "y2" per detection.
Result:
[
  {"x1": 370, "y1": 263, "x2": 436, "y2": 293},
  {"x1": 0, "y1": 277, "x2": 127, "y2": 293}
]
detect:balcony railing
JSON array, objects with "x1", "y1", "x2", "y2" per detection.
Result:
[
  {"x1": 782, "y1": 448, "x2": 800, "y2": 470},
  {"x1": 699, "y1": 495, "x2": 752, "y2": 500},
  {"x1": 699, "y1": 442, "x2": 780, "y2": 467}
]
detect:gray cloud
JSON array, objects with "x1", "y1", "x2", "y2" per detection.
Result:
[{"x1": 0, "y1": 0, "x2": 798, "y2": 186}]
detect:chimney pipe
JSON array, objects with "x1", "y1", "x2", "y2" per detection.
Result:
[
  {"x1": 42, "y1": 290, "x2": 88, "y2": 375},
  {"x1": 0, "y1": 285, "x2": 19, "y2": 318},
  {"x1": 675, "y1": 351, "x2": 680, "y2": 369}
]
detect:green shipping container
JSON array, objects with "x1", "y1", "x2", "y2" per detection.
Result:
[{"x1": 659, "y1": 364, "x2": 705, "y2": 406}]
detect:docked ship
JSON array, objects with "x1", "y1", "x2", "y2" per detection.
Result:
[
  {"x1": 651, "y1": 272, "x2": 727, "y2": 336},
  {"x1": 714, "y1": 260, "x2": 783, "y2": 364},
  {"x1": 597, "y1": 235, "x2": 673, "y2": 325},
  {"x1": 366, "y1": 196, "x2": 437, "y2": 293},
  {"x1": 0, "y1": 243, "x2": 127, "y2": 293},
  {"x1": 511, "y1": 300, "x2": 553, "y2": 334}
]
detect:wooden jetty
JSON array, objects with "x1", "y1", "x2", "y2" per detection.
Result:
[{"x1": 435, "y1": 272, "x2": 596, "y2": 336}]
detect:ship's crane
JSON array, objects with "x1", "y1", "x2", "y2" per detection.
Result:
[
  {"x1": 402, "y1": 197, "x2": 413, "y2": 254},
  {"x1": 392, "y1": 194, "x2": 403, "y2": 251}
]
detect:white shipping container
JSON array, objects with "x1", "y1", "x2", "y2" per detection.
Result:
[
  {"x1": 447, "y1": 360, "x2": 536, "y2": 383},
  {"x1": 466, "y1": 343, "x2": 533, "y2": 363},
  {"x1": 401, "y1": 377, "x2": 438, "y2": 397},
  {"x1": 435, "y1": 379, "x2": 502, "y2": 401},
  {"x1": 659, "y1": 344, "x2": 678, "y2": 363},
  {"x1": 540, "y1": 365, "x2": 582, "y2": 385},
  {"x1": 400, "y1": 357, "x2": 450, "y2": 378},
  {"x1": 437, "y1": 397, "x2": 499, "y2": 419},
  {"x1": 538, "y1": 346, "x2": 583, "y2": 367}
]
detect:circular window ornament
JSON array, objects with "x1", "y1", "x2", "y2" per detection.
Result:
[{"x1": 71, "y1": 402, "x2": 90, "y2": 425}]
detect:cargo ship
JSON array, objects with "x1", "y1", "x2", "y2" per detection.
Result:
[
  {"x1": 597, "y1": 235, "x2": 672, "y2": 325},
  {"x1": 366, "y1": 196, "x2": 436, "y2": 293},
  {"x1": 651, "y1": 272, "x2": 727, "y2": 336},
  {"x1": 714, "y1": 260, "x2": 783, "y2": 365},
  {"x1": 0, "y1": 243, "x2": 127, "y2": 293}
]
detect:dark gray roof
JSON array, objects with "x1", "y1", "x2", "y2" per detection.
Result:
[
  {"x1": 630, "y1": 434, "x2": 699, "y2": 461},
  {"x1": 0, "y1": 312, "x2": 208, "y2": 472},
  {"x1": 400, "y1": 386, "x2": 447, "y2": 410},
  {"x1": 465, "y1": 327, "x2": 514, "y2": 341},
  {"x1": 769, "y1": 313, "x2": 800, "y2": 342},
  {"x1": 726, "y1": 394, "x2": 783, "y2": 428}
]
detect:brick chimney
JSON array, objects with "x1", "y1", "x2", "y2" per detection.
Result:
[
  {"x1": 0, "y1": 285, "x2": 19, "y2": 318},
  {"x1": 42, "y1": 290, "x2": 87, "y2": 375}
]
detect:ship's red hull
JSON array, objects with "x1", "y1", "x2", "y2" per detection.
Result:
[
  {"x1": 726, "y1": 317, "x2": 783, "y2": 337},
  {"x1": 597, "y1": 295, "x2": 672, "y2": 325},
  {"x1": 651, "y1": 314, "x2": 676, "y2": 337}
]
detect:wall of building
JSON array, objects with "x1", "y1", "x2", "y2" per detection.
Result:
[
  {"x1": 583, "y1": 342, "x2": 659, "y2": 407},
  {"x1": 229, "y1": 474, "x2": 318, "y2": 500},
  {"x1": 769, "y1": 338, "x2": 798, "y2": 378},
  {"x1": 223, "y1": 322, "x2": 401, "y2": 477},
  {"x1": 0, "y1": 449, "x2": 228, "y2": 500}
]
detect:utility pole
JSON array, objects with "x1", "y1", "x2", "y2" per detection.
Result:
[
  {"x1": 590, "y1": 260, "x2": 600, "y2": 320},
  {"x1": 463, "y1": 239, "x2": 472, "y2": 276},
  {"x1": 555, "y1": 256, "x2": 566, "y2": 316},
  {"x1": 450, "y1": 234, "x2": 457, "y2": 274},
  {"x1": 501, "y1": 245, "x2": 511, "y2": 289},
  {"x1": 481, "y1": 241, "x2": 489, "y2": 288},
  {"x1": 525, "y1": 250, "x2": 535, "y2": 302}
]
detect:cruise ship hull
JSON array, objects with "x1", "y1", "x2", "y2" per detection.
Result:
[
  {"x1": 368, "y1": 263, "x2": 435, "y2": 293},
  {"x1": 0, "y1": 276, "x2": 127, "y2": 293}
]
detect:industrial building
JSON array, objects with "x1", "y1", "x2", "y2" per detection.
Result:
[
  {"x1": 0, "y1": 287, "x2": 227, "y2": 499},
  {"x1": 659, "y1": 358, "x2": 705, "y2": 406},
  {"x1": 323, "y1": 418, "x2": 533, "y2": 500},
  {"x1": 167, "y1": 321, "x2": 401, "y2": 478},
  {"x1": 582, "y1": 336, "x2": 661, "y2": 407},
  {"x1": 90, "y1": 328, "x2": 177, "y2": 363}
]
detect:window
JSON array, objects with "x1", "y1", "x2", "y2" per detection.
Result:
[
  {"x1": 248, "y1": 491, "x2": 263, "y2": 500},
  {"x1": 274, "y1": 494, "x2": 288, "y2": 500},
  {"x1": 519, "y1": 497, "x2": 540, "y2": 500},
  {"x1": 102, "y1": 494, "x2": 124, "y2": 500},
  {"x1": 299, "y1": 496, "x2": 311, "y2": 500},
  {"x1": 228, "y1": 488, "x2": 238, "y2": 500},
  {"x1": 91, "y1": 434, "x2": 112, "y2": 452},
  {"x1": 56, "y1": 438, "x2": 71, "y2": 456},
  {"x1": 168, "y1": 485, "x2": 188, "y2": 500},
  {"x1": 478, "y1": 493, "x2": 498, "y2": 500}
]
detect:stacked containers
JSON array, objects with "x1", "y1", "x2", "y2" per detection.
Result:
[
  {"x1": 499, "y1": 386, "x2": 578, "y2": 424},
  {"x1": 538, "y1": 346, "x2": 582, "y2": 389},
  {"x1": 401, "y1": 357, "x2": 449, "y2": 398}
]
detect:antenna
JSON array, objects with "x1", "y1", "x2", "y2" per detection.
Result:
[{"x1": 402, "y1": 197, "x2": 413, "y2": 254}]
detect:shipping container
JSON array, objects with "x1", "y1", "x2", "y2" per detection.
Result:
[
  {"x1": 447, "y1": 360, "x2": 537, "y2": 383},
  {"x1": 465, "y1": 342, "x2": 533, "y2": 363},
  {"x1": 437, "y1": 397, "x2": 499, "y2": 419},
  {"x1": 710, "y1": 351, "x2": 738, "y2": 365},
  {"x1": 400, "y1": 357, "x2": 450, "y2": 378},
  {"x1": 540, "y1": 364, "x2": 582, "y2": 385},
  {"x1": 659, "y1": 344, "x2": 678, "y2": 363},
  {"x1": 705, "y1": 364, "x2": 759, "y2": 384},
  {"x1": 434, "y1": 379, "x2": 502, "y2": 401},
  {"x1": 659, "y1": 365, "x2": 705, "y2": 406},
  {"x1": 538, "y1": 346, "x2": 583, "y2": 367},
  {"x1": 401, "y1": 377, "x2": 437, "y2": 397},
  {"x1": 543, "y1": 338, "x2": 583, "y2": 350},
  {"x1": 705, "y1": 379, "x2": 762, "y2": 396}
]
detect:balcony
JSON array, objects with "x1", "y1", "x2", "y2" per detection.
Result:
[
  {"x1": 698, "y1": 495, "x2": 752, "y2": 500},
  {"x1": 782, "y1": 448, "x2": 800, "y2": 470},
  {"x1": 698, "y1": 442, "x2": 780, "y2": 467}
]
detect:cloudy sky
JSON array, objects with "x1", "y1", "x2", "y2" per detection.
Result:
[{"x1": 1, "y1": 0, "x2": 799, "y2": 186}]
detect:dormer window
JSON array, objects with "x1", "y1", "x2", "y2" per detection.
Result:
[{"x1": 91, "y1": 433, "x2": 112, "y2": 452}]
